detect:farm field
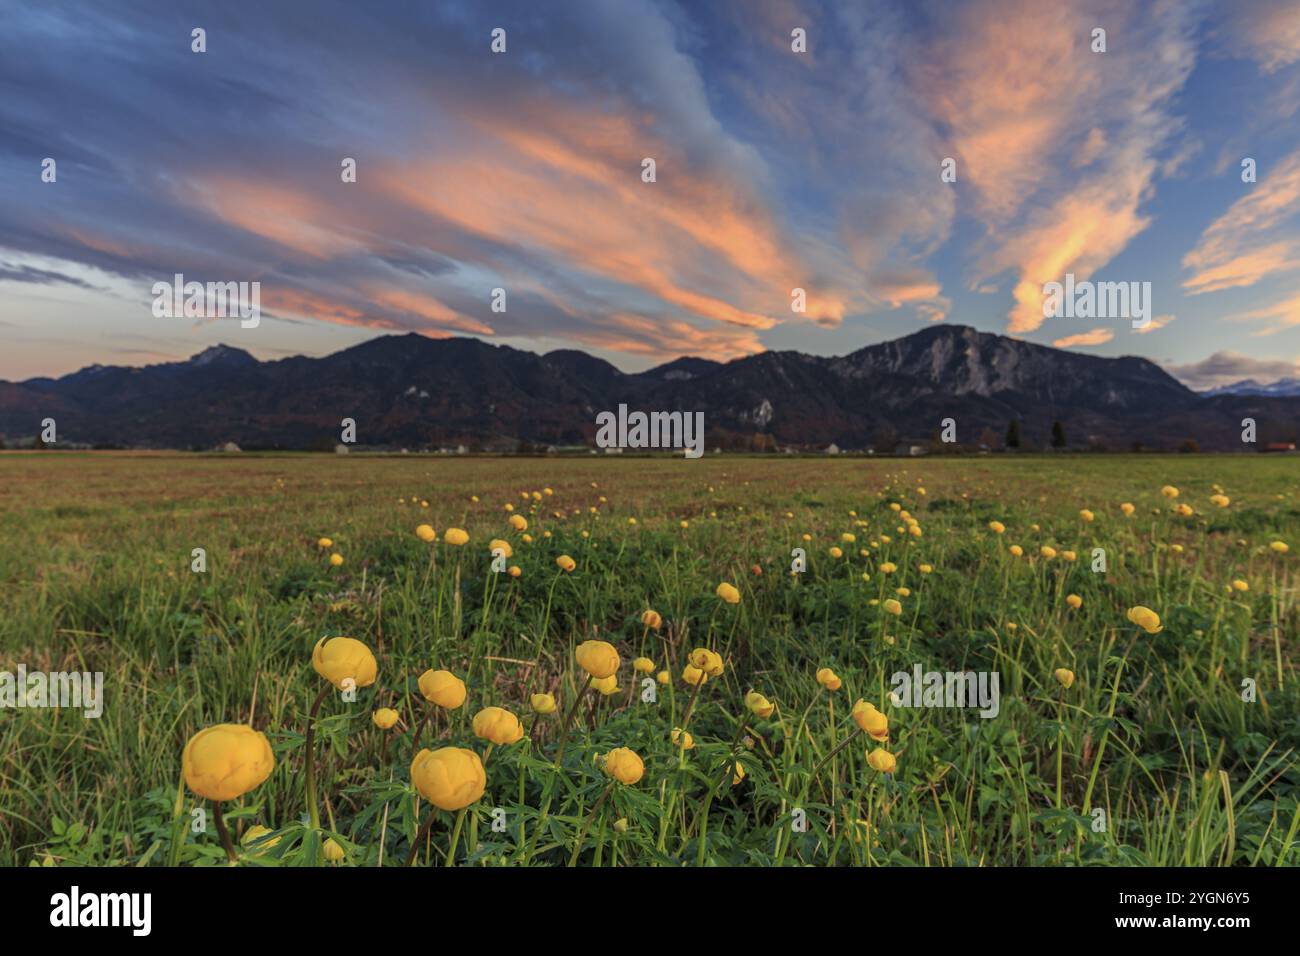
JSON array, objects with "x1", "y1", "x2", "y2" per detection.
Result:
[{"x1": 0, "y1": 451, "x2": 1296, "y2": 867}]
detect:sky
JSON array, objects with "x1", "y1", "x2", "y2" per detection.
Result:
[{"x1": 2, "y1": 0, "x2": 1300, "y2": 390}]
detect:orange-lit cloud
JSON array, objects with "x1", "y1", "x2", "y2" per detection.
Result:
[
  {"x1": 1053, "y1": 327, "x2": 1114, "y2": 348},
  {"x1": 1183, "y1": 150, "x2": 1300, "y2": 294}
]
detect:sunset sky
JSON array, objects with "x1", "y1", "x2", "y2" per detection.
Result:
[{"x1": 3, "y1": 0, "x2": 1300, "y2": 388}]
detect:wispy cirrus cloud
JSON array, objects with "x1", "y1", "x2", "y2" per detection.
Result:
[{"x1": 1182, "y1": 150, "x2": 1300, "y2": 294}]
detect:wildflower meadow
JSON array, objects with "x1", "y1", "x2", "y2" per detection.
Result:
[{"x1": 0, "y1": 452, "x2": 1295, "y2": 868}]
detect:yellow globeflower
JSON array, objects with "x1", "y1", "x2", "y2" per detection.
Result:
[
  {"x1": 312, "y1": 637, "x2": 378, "y2": 691},
  {"x1": 1009, "y1": 545, "x2": 1024, "y2": 557},
  {"x1": 829, "y1": 546, "x2": 843, "y2": 558},
  {"x1": 317, "y1": 537, "x2": 333, "y2": 549},
  {"x1": 1120, "y1": 502, "x2": 1135, "y2": 516},
  {"x1": 472, "y1": 706, "x2": 525, "y2": 745},
  {"x1": 1231, "y1": 579, "x2": 1249, "y2": 592},
  {"x1": 867, "y1": 748, "x2": 897, "y2": 773},
  {"x1": 182, "y1": 724, "x2": 275, "y2": 802},
  {"x1": 641, "y1": 609, "x2": 662, "y2": 630},
  {"x1": 443, "y1": 528, "x2": 469, "y2": 546},
  {"x1": 509, "y1": 514, "x2": 528, "y2": 532},
  {"x1": 1040, "y1": 545, "x2": 1057, "y2": 559},
  {"x1": 1270, "y1": 540, "x2": 1289, "y2": 554},
  {"x1": 575, "y1": 640, "x2": 620, "y2": 679},
  {"x1": 329, "y1": 553, "x2": 344, "y2": 567},
  {"x1": 918, "y1": 563, "x2": 933, "y2": 574},
  {"x1": 633, "y1": 657, "x2": 656, "y2": 674},
  {"x1": 1126, "y1": 606, "x2": 1163, "y2": 634},
  {"x1": 323, "y1": 838, "x2": 345, "y2": 863},
  {"x1": 682, "y1": 663, "x2": 708, "y2": 686},
  {"x1": 879, "y1": 562, "x2": 897, "y2": 574},
  {"x1": 602, "y1": 748, "x2": 645, "y2": 785},
  {"x1": 988, "y1": 520, "x2": 1006, "y2": 534},
  {"x1": 415, "y1": 524, "x2": 436, "y2": 543},
  {"x1": 1061, "y1": 550, "x2": 1077, "y2": 562},
  {"x1": 508, "y1": 565, "x2": 522, "y2": 578},
  {"x1": 1066, "y1": 594, "x2": 1082, "y2": 609},
  {"x1": 816, "y1": 667, "x2": 842, "y2": 691},
  {"x1": 417, "y1": 669, "x2": 467, "y2": 709},
  {"x1": 851, "y1": 700, "x2": 889, "y2": 741},
  {"x1": 489, "y1": 538, "x2": 513, "y2": 559},
  {"x1": 372, "y1": 708, "x2": 399, "y2": 730},
  {"x1": 656, "y1": 670, "x2": 671, "y2": 685},
  {"x1": 883, "y1": 598, "x2": 902, "y2": 616},
  {"x1": 1079, "y1": 509, "x2": 1095, "y2": 522},
  {"x1": 671, "y1": 727, "x2": 695, "y2": 750},
  {"x1": 731, "y1": 762, "x2": 746, "y2": 786},
  {"x1": 745, "y1": 691, "x2": 775, "y2": 718},
  {"x1": 1210, "y1": 494, "x2": 1230, "y2": 508},
  {"x1": 1161, "y1": 485, "x2": 1179, "y2": 499},
  {"x1": 410, "y1": 747, "x2": 486, "y2": 811},
  {"x1": 530, "y1": 692, "x2": 557, "y2": 714},
  {"x1": 591, "y1": 674, "x2": 620, "y2": 696},
  {"x1": 556, "y1": 554, "x2": 576, "y2": 572},
  {"x1": 689, "y1": 647, "x2": 724, "y2": 677},
  {"x1": 1053, "y1": 668, "x2": 1076, "y2": 689},
  {"x1": 716, "y1": 582, "x2": 741, "y2": 604}
]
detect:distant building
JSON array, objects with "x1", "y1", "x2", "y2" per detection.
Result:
[
  {"x1": 825, "y1": 443, "x2": 840, "y2": 455},
  {"x1": 216, "y1": 442, "x2": 242, "y2": 453},
  {"x1": 1262, "y1": 442, "x2": 1296, "y2": 453},
  {"x1": 335, "y1": 444, "x2": 349, "y2": 454}
]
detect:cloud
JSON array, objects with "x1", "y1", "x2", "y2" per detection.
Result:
[
  {"x1": 1213, "y1": 0, "x2": 1300, "y2": 73},
  {"x1": 1225, "y1": 289, "x2": 1300, "y2": 335},
  {"x1": 1182, "y1": 149, "x2": 1300, "y2": 294},
  {"x1": 1052, "y1": 327, "x2": 1114, "y2": 348},
  {"x1": 1165, "y1": 349, "x2": 1300, "y2": 390},
  {"x1": 921, "y1": 0, "x2": 1199, "y2": 334},
  {"x1": 1132, "y1": 313, "x2": 1176, "y2": 334}
]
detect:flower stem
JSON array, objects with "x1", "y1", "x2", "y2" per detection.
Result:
[
  {"x1": 568, "y1": 782, "x2": 615, "y2": 867},
  {"x1": 303, "y1": 684, "x2": 332, "y2": 831},
  {"x1": 213, "y1": 801, "x2": 237, "y2": 864}
]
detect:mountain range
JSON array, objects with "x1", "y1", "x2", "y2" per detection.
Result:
[{"x1": 2, "y1": 325, "x2": 1298, "y2": 451}]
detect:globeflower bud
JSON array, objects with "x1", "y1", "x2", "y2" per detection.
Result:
[
  {"x1": 602, "y1": 747, "x2": 644, "y2": 785},
  {"x1": 715, "y1": 582, "x2": 740, "y2": 604},
  {"x1": 182, "y1": 723, "x2": 275, "y2": 801},
  {"x1": 372, "y1": 708, "x2": 399, "y2": 729},
  {"x1": 312, "y1": 636, "x2": 378, "y2": 691},
  {"x1": 415, "y1": 524, "x2": 436, "y2": 543},
  {"x1": 851, "y1": 700, "x2": 888, "y2": 741},
  {"x1": 575, "y1": 640, "x2": 620, "y2": 679},
  {"x1": 745, "y1": 691, "x2": 774, "y2": 718},
  {"x1": 867, "y1": 748, "x2": 897, "y2": 773},
  {"x1": 556, "y1": 554, "x2": 576, "y2": 572},
  {"x1": 417, "y1": 669, "x2": 467, "y2": 709},
  {"x1": 816, "y1": 667, "x2": 841, "y2": 691},
  {"x1": 443, "y1": 528, "x2": 469, "y2": 546},
  {"x1": 689, "y1": 647, "x2": 724, "y2": 677},
  {"x1": 410, "y1": 747, "x2": 486, "y2": 811},
  {"x1": 472, "y1": 706, "x2": 524, "y2": 745},
  {"x1": 530, "y1": 692, "x2": 557, "y2": 714},
  {"x1": 1126, "y1": 605, "x2": 1163, "y2": 634},
  {"x1": 1054, "y1": 668, "x2": 1075, "y2": 689},
  {"x1": 640, "y1": 609, "x2": 662, "y2": 630}
]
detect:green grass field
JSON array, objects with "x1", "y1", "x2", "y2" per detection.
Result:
[{"x1": 0, "y1": 452, "x2": 1296, "y2": 866}]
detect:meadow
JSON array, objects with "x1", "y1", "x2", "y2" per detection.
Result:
[{"x1": 0, "y1": 451, "x2": 1296, "y2": 867}]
